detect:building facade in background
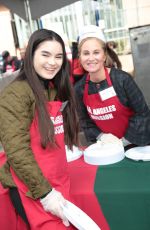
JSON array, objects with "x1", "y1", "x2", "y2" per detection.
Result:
[
  {"x1": 0, "y1": 0, "x2": 150, "y2": 56},
  {"x1": 0, "y1": 5, "x2": 29, "y2": 58},
  {"x1": 40, "y1": 0, "x2": 150, "y2": 54}
]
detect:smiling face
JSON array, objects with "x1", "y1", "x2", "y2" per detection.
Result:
[
  {"x1": 33, "y1": 40, "x2": 63, "y2": 80},
  {"x1": 79, "y1": 38, "x2": 106, "y2": 76}
]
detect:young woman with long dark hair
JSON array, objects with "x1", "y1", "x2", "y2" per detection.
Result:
[{"x1": 0, "y1": 29, "x2": 79, "y2": 229}]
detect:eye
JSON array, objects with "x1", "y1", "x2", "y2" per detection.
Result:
[
  {"x1": 82, "y1": 52, "x2": 89, "y2": 56},
  {"x1": 94, "y1": 51, "x2": 100, "y2": 55},
  {"x1": 41, "y1": 52, "x2": 49, "y2": 57},
  {"x1": 56, "y1": 55, "x2": 63, "y2": 59},
  {"x1": 42, "y1": 54, "x2": 49, "y2": 57}
]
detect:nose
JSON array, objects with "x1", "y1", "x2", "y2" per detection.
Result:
[
  {"x1": 88, "y1": 53, "x2": 94, "y2": 61},
  {"x1": 47, "y1": 57, "x2": 56, "y2": 65}
]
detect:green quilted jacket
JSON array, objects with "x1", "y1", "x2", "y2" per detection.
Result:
[{"x1": 0, "y1": 80, "x2": 53, "y2": 199}]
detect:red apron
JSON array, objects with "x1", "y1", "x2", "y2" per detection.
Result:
[
  {"x1": 10, "y1": 101, "x2": 75, "y2": 230},
  {"x1": 83, "y1": 68, "x2": 134, "y2": 138},
  {"x1": 0, "y1": 153, "x2": 29, "y2": 230}
]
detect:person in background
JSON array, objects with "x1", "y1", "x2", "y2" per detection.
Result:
[
  {"x1": 71, "y1": 41, "x2": 86, "y2": 84},
  {"x1": 0, "y1": 29, "x2": 79, "y2": 229},
  {"x1": 74, "y1": 25, "x2": 150, "y2": 147},
  {"x1": 106, "y1": 41, "x2": 122, "y2": 69},
  {"x1": 2, "y1": 50, "x2": 21, "y2": 73},
  {"x1": 19, "y1": 48, "x2": 26, "y2": 67}
]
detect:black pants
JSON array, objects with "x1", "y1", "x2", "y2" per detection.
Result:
[{"x1": 9, "y1": 187, "x2": 29, "y2": 225}]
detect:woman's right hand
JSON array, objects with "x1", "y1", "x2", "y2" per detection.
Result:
[{"x1": 40, "y1": 188, "x2": 70, "y2": 227}]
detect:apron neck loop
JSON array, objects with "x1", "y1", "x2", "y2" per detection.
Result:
[
  {"x1": 104, "y1": 68, "x2": 112, "y2": 87},
  {"x1": 85, "y1": 74, "x2": 90, "y2": 84}
]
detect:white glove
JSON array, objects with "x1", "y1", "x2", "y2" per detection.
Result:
[
  {"x1": 98, "y1": 133, "x2": 121, "y2": 144},
  {"x1": 40, "y1": 188, "x2": 70, "y2": 227},
  {"x1": 122, "y1": 137, "x2": 131, "y2": 147}
]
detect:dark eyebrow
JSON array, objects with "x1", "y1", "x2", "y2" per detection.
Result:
[
  {"x1": 41, "y1": 50, "x2": 63, "y2": 56},
  {"x1": 41, "y1": 50, "x2": 50, "y2": 55}
]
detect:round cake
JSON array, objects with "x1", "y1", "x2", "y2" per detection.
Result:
[{"x1": 83, "y1": 141, "x2": 125, "y2": 165}]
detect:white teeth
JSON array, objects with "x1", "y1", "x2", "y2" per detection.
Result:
[{"x1": 45, "y1": 68, "x2": 55, "y2": 71}]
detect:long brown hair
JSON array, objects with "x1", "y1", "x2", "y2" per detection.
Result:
[{"x1": 18, "y1": 29, "x2": 79, "y2": 149}]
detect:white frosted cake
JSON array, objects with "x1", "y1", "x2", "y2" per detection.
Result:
[{"x1": 84, "y1": 136, "x2": 125, "y2": 165}]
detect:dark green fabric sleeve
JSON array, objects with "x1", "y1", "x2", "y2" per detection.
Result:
[{"x1": 0, "y1": 81, "x2": 51, "y2": 199}]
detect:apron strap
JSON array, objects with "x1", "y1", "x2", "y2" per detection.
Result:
[
  {"x1": 83, "y1": 68, "x2": 112, "y2": 104},
  {"x1": 104, "y1": 68, "x2": 112, "y2": 87}
]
